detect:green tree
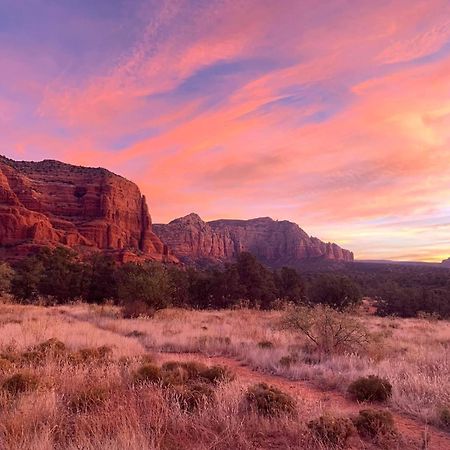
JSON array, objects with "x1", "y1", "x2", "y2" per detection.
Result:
[
  {"x1": 117, "y1": 262, "x2": 173, "y2": 317},
  {"x1": 84, "y1": 254, "x2": 118, "y2": 303},
  {"x1": 235, "y1": 252, "x2": 277, "y2": 309},
  {"x1": 187, "y1": 269, "x2": 217, "y2": 309},
  {"x1": 167, "y1": 266, "x2": 191, "y2": 307},
  {"x1": 183, "y1": 264, "x2": 243, "y2": 309},
  {"x1": 308, "y1": 274, "x2": 361, "y2": 310},
  {"x1": 0, "y1": 262, "x2": 14, "y2": 295},
  {"x1": 37, "y1": 247, "x2": 86, "y2": 303},
  {"x1": 376, "y1": 282, "x2": 450, "y2": 318},
  {"x1": 275, "y1": 267, "x2": 305, "y2": 304},
  {"x1": 11, "y1": 257, "x2": 44, "y2": 302}
]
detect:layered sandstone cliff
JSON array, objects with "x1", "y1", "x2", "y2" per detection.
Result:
[
  {"x1": 0, "y1": 156, "x2": 170, "y2": 261},
  {"x1": 153, "y1": 213, "x2": 354, "y2": 267}
]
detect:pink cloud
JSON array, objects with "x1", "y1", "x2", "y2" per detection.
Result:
[{"x1": 2, "y1": 0, "x2": 450, "y2": 261}]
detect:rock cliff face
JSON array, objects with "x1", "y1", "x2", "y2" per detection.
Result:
[
  {"x1": 153, "y1": 213, "x2": 354, "y2": 267},
  {"x1": 0, "y1": 156, "x2": 171, "y2": 261}
]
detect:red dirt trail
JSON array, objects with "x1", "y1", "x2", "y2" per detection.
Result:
[
  {"x1": 60, "y1": 311, "x2": 449, "y2": 450},
  {"x1": 157, "y1": 352, "x2": 450, "y2": 450}
]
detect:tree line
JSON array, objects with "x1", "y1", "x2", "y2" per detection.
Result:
[
  {"x1": 0, "y1": 248, "x2": 360, "y2": 314},
  {"x1": 0, "y1": 247, "x2": 449, "y2": 318}
]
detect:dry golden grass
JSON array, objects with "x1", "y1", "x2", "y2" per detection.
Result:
[
  {"x1": 51, "y1": 303, "x2": 450, "y2": 427},
  {"x1": 0, "y1": 301, "x2": 449, "y2": 449}
]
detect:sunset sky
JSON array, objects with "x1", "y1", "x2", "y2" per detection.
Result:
[{"x1": 1, "y1": 0, "x2": 450, "y2": 261}]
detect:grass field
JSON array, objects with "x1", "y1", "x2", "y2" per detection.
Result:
[{"x1": 0, "y1": 301, "x2": 449, "y2": 449}]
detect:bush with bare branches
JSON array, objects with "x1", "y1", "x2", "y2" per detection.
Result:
[{"x1": 281, "y1": 305, "x2": 372, "y2": 355}]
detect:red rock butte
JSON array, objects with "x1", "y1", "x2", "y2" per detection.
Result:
[
  {"x1": 153, "y1": 213, "x2": 354, "y2": 267},
  {"x1": 0, "y1": 156, "x2": 354, "y2": 266},
  {"x1": 0, "y1": 155, "x2": 172, "y2": 262}
]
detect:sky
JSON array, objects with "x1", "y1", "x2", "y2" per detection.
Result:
[{"x1": 1, "y1": 0, "x2": 450, "y2": 262}]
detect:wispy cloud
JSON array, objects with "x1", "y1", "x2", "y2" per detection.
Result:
[{"x1": 1, "y1": 0, "x2": 450, "y2": 261}]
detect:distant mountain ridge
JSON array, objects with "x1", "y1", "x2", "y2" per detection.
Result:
[
  {"x1": 153, "y1": 213, "x2": 354, "y2": 267},
  {"x1": 358, "y1": 259, "x2": 442, "y2": 266}
]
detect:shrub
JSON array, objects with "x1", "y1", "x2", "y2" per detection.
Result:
[
  {"x1": 73, "y1": 345, "x2": 112, "y2": 363},
  {"x1": 201, "y1": 365, "x2": 235, "y2": 384},
  {"x1": 195, "y1": 335, "x2": 231, "y2": 348},
  {"x1": 303, "y1": 353, "x2": 322, "y2": 365},
  {"x1": 348, "y1": 375, "x2": 392, "y2": 402},
  {"x1": 161, "y1": 361, "x2": 235, "y2": 385},
  {"x1": 68, "y1": 386, "x2": 109, "y2": 413},
  {"x1": 353, "y1": 409, "x2": 396, "y2": 437},
  {"x1": 0, "y1": 357, "x2": 13, "y2": 372},
  {"x1": 2, "y1": 372, "x2": 39, "y2": 395},
  {"x1": 180, "y1": 361, "x2": 209, "y2": 379},
  {"x1": 20, "y1": 350, "x2": 43, "y2": 365},
  {"x1": 173, "y1": 382, "x2": 215, "y2": 412},
  {"x1": 122, "y1": 300, "x2": 151, "y2": 319},
  {"x1": 125, "y1": 330, "x2": 146, "y2": 338},
  {"x1": 0, "y1": 351, "x2": 18, "y2": 364},
  {"x1": 308, "y1": 415, "x2": 355, "y2": 448},
  {"x1": 279, "y1": 355, "x2": 298, "y2": 368},
  {"x1": 23, "y1": 338, "x2": 68, "y2": 363},
  {"x1": 140, "y1": 354, "x2": 156, "y2": 364},
  {"x1": 161, "y1": 361, "x2": 183, "y2": 372},
  {"x1": 133, "y1": 364, "x2": 162, "y2": 384},
  {"x1": 281, "y1": 305, "x2": 371, "y2": 355},
  {"x1": 0, "y1": 262, "x2": 13, "y2": 294},
  {"x1": 33, "y1": 338, "x2": 67, "y2": 356},
  {"x1": 439, "y1": 406, "x2": 450, "y2": 429},
  {"x1": 245, "y1": 383, "x2": 296, "y2": 417},
  {"x1": 417, "y1": 311, "x2": 440, "y2": 322},
  {"x1": 257, "y1": 340, "x2": 274, "y2": 349},
  {"x1": 161, "y1": 362, "x2": 190, "y2": 386}
]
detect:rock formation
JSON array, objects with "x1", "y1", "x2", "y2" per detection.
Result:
[
  {"x1": 0, "y1": 155, "x2": 172, "y2": 262},
  {"x1": 153, "y1": 213, "x2": 354, "y2": 267}
]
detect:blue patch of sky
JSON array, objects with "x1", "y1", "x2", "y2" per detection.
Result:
[
  {"x1": 146, "y1": 57, "x2": 289, "y2": 113},
  {"x1": 355, "y1": 38, "x2": 450, "y2": 89},
  {"x1": 245, "y1": 80, "x2": 356, "y2": 125},
  {"x1": 109, "y1": 127, "x2": 161, "y2": 151},
  {"x1": 0, "y1": 0, "x2": 145, "y2": 78},
  {"x1": 382, "y1": 39, "x2": 450, "y2": 70}
]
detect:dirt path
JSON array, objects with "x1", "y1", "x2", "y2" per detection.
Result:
[
  {"x1": 58, "y1": 310, "x2": 450, "y2": 450},
  {"x1": 156, "y1": 351, "x2": 450, "y2": 450}
]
